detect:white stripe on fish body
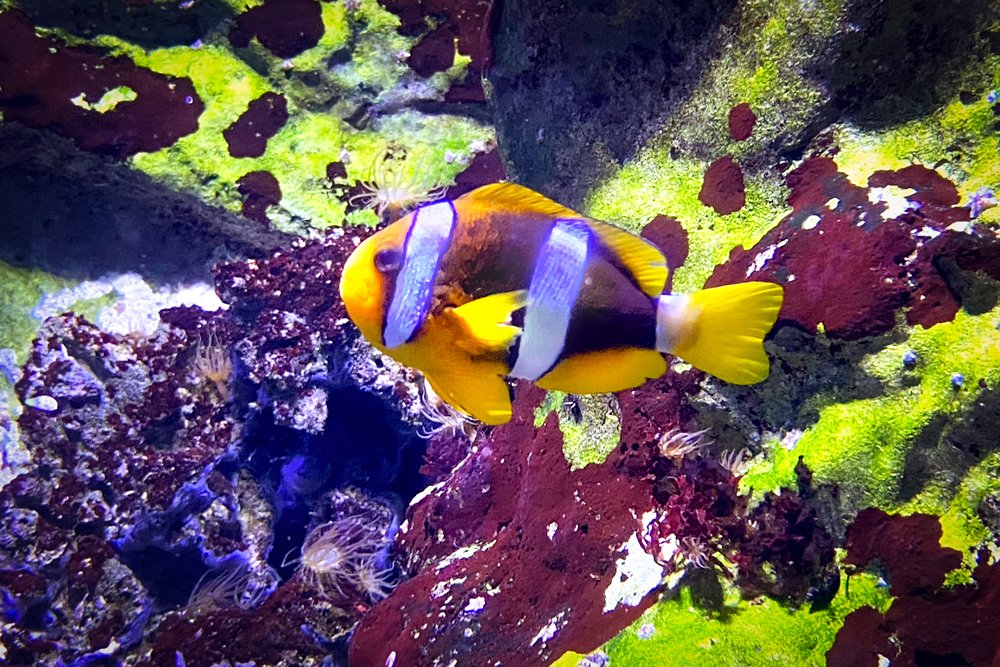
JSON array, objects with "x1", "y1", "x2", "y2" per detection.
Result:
[
  {"x1": 654, "y1": 293, "x2": 690, "y2": 354},
  {"x1": 509, "y1": 218, "x2": 591, "y2": 381},
  {"x1": 383, "y1": 200, "x2": 456, "y2": 349}
]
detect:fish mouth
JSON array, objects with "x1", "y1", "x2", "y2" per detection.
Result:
[{"x1": 339, "y1": 236, "x2": 383, "y2": 336}]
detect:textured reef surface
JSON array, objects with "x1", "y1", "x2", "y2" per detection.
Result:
[{"x1": 2, "y1": 0, "x2": 1000, "y2": 666}]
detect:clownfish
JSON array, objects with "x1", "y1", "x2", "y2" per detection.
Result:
[{"x1": 339, "y1": 183, "x2": 783, "y2": 425}]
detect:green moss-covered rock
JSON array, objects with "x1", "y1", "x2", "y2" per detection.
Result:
[
  {"x1": 553, "y1": 570, "x2": 890, "y2": 667},
  {"x1": 535, "y1": 391, "x2": 622, "y2": 470},
  {"x1": 743, "y1": 307, "x2": 1000, "y2": 513},
  {"x1": 83, "y1": 0, "x2": 494, "y2": 231}
]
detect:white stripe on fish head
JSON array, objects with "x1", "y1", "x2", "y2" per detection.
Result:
[
  {"x1": 509, "y1": 218, "x2": 590, "y2": 381},
  {"x1": 383, "y1": 200, "x2": 456, "y2": 349}
]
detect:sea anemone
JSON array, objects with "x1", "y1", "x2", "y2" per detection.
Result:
[
  {"x1": 285, "y1": 516, "x2": 387, "y2": 599},
  {"x1": 679, "y1": 536, "x2": 713, "y2": 569},
  {"x1": 186, "y1": 558, "x2": 276, "y2": 615},
  {"x1": 353, "y1": 556, "x2": 397, "y2": 602},
  {"x1": 193, "y1": 330, "x2": 233, "y2": 402},
  {"x1": 717, "y1": 447, "x2": 752, "y2": 478},
  {"x1": 349, "y1": 148, "x2": 446, "y2": 223},
  {"x1": 415, "y1": 377, "x2": 476, "y2": 440},
  {"x1": 657, "y1": 427, "x2": 711, "y2": 461}
]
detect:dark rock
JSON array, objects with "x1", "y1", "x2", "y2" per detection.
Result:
[
  {"x1": 15, "y1": 0, "x2": 234, "y2": 50},
  {"x1": 0, "y1": 10, "x2": 203, "y2": 159},
  {"x1": 229, "y1": 0, "x2": 324, "y2": 59},
  {"x1": 487, "y1": 0, "x2": 739, "y2": 205},
  {"x1": 0, "y1": 124, "x2": 291, "y2": 282}
]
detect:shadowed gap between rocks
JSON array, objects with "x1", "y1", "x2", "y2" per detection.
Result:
[{"x1": 0, "y1": 125, "x2": 291, "y2": 283}]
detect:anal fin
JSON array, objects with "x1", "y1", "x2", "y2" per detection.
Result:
[{"x1": 537, "y1": 348, "x2": 667, "y2": 394}]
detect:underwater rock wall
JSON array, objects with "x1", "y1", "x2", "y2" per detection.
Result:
[{"x1": 1, "y1": 0, "x2": 999, "y2": 666}]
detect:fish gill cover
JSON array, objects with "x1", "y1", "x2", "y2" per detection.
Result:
[{"x1": 0, "y1": 0, "x2": 999, "y2": 666}]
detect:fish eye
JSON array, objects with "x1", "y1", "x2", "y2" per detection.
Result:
[{"x1": 374, "y1": 248, "x2": 402, "y2": 273}]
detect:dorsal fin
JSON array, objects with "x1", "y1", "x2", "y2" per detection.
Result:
[
  {"x1": 456, "y1": 182, "x2": 581, "y2": 218},
  {"x1": 583, "y1": 219, "x2": 668, "y2": 297},
  {"x1": 457, "y1": 183, "x2": 668, "y2": 297}
]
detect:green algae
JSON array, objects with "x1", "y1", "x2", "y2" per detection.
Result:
[
  {"x1": 93, "y1": 2, "x2": 491, "y2": 231},
  {"x1": 580, "y1": 0, "x2": 851, "y2": 293},
  {"x1": 70, "y1": 85, "x2": 138, "y2": 113},
  {"x1": 743, "y1": 307, "x2": 1000, "y2": 513},
  {"x1": 578, "y1": 0, "x2": 852, "y2": 293},
  {"x1": 552, "y1": 570, "x2": 889, "y2": 667},
  {"x1": 674, "y1": 0, "x2": 842, "y2": 162},
  {"x1": 534, "y1": 391, "x2": 622, "y2": 470},
  {"x1": 832, "y1": 55, "x2": 1000, "y2": 225},
  {"x1": 585, "y1": 156, "x2": 788, "y2": 294},
  {"x1": 0, "y1": 262, "x2": 73, "y2": 366}
]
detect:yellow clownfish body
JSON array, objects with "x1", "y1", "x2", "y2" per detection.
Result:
[{"x1": 339, "y1": 183, "x2": 783, "y2": 425}]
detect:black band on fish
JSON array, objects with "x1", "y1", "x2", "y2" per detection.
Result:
[
  {"x1": 509, "y1": 218, "x2": 590, "y2": 381},
  {"x1": 383, "y1": 200, "x2": 456, "y2": 348}
]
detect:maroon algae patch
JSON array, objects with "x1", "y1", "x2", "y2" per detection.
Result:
[
  {"x1": 0, "y1": 9, "x2": 203, "y2": 158},
  {"x1": 708, "y1": 156, "x2": 999, "y2": 339},
  {"x1": 223, "y1": 92, "x2": 289, "y2": 158},
  {"x1": 728, "y1": 102, "x2": 756, "y2": 141},
  {"x1": 641, "y1": 215, "x2": 689, "y2": 292},
  {"x1": 828, "y1": 509, "x2": 1000, "y2": 667},
  {"x1": 229, "y1": 0, "x2": 324, "y2": 59},
  {"x1": 237, "y1": 171, "x2": 282, "y2": 225},
  {"x1": 699, "y1": 155, "x2": 746, "y2": 215}
]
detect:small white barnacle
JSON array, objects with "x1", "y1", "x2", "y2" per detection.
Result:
[{"x1": 24, "y1": 395, "x2": 58, "y2": 412}]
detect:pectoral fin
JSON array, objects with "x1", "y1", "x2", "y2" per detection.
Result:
[
  {"x1": 425, "y1": 370, "x2": 513, "y2": 425},
  {"x1": 448, "y1": 289, "x2": 527, "y2": 354}
]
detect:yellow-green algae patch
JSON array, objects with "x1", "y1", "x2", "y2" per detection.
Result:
[
  {"x1": 551, "y1": 570, "x2": 889, "y2": 666},
  {"x1": 0, "y1": 262, "x2": 112, "y2": 368},
  {"x1": 832, "y1": 55, "x2": 1000, "y2": 225},
  {"x1": 534, "y1": 392, "x2": 622, "y2": 470},
  {"x1": 582, "y1": 0, "x2": 853, "y2": 293},
  {"x1": 742, "y1": 306, "x2": 1000, "y2": 513},
  {"x1": 585, "y1": 156, "x2": 788, "y2": 294},
  {"x1": 95, "y1": 7, "x2": 492, "y2": 231},
  {"x1": 70, "y1": 85, "x2": 138, "y2": 114}
]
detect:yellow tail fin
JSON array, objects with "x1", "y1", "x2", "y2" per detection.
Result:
[{"x1": 661, "y1": 282, "x2": 784, "y2": 385}]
